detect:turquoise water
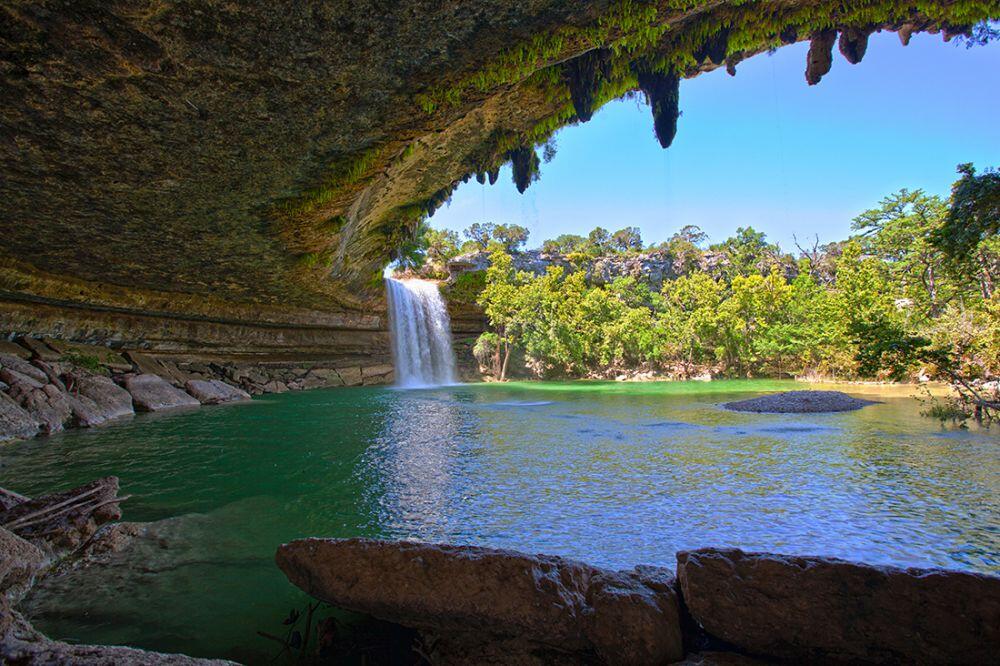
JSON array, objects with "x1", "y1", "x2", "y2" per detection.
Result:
[{"x1": 1, "y1": 380, "x2": 998, "y2": 661}]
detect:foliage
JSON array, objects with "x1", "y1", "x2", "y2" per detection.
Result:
[
  {"x1": 59, "y1": 352, "x2": 108, "y2": 375},
  {"x1": 462, "y1": 222, "x2": 530, "y2": 252},
  {"x1": 469, "y1": 167, "x2": 1000, "y2": 390}
]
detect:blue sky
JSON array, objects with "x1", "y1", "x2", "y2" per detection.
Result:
[{"x1": 427, "y1": 30, "x2": 999, "y2": 252}]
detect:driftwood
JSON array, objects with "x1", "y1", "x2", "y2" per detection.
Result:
[{"x1": 0, "y1": 477, "x2": 126, "y2": 551}]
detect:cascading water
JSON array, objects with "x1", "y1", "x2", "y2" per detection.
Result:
[{"x1": 386, "y1": 278, "x2": 458, "y2": 387}]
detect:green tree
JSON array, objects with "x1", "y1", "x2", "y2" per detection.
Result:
[
  {"x1": 464, "y1": 222, "x2": 497, "y2": 251},
  {"x1": 493, "y1": 224, "x2": 530, "y2": 252},
  {"x1": 611, "y1": 227, "x2": 643, "y2": 253}
]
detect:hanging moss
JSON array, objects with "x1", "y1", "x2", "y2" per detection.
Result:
[
  {"x1": 488, "y1": 167, "x2": 501, "y2": 185},
  {"x1": 563, "y1": 47, "x2": 613, "y2": 122},
  {"x1": 694, "y1": 27, "x2": 730, "y2": 65},
  {"x1": 805, "y1": 30, "x2": 837, "y2": 85},
  {"x1": 838, "y1": 28, "x2": 872, "y2": 64},
  {"x1": 507, "y1": 146, "x2": 540, "y2": 194},
  {"x1": 635, "y1": 65, "x2": 680, "y2": 150}
]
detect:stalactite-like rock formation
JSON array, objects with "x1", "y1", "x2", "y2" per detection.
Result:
[
  {"x1": 806, "y1": 29, "x2": 838, "y2": 85},
  {"x1": 636, "y1": 68, "x2": 681, "y2": 150},
  {"x1": 695, "y1": 27, "x2": 731, "y2": 66},
  {"x1": 508, "y1": 146, "x2": 541, "y2": 194},
  {"x1": 564, "y1": 48, "x2": 613, "y2": 122},
  {"x1": 839, "y1": 28, "x2": 872, "y2": 65}
]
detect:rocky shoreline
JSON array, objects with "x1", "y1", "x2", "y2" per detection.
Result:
[{"x1": 1, "y1": 335, "x2": 394, "y2": 444}]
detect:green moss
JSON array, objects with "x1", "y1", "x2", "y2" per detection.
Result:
[
  {"x1": 60, "y1": 352, "x2": 108, "y2": 375},
  {"x1": 278, "y1": 146, "x2": 388, "y2": 219},
  {"x1": 444, "y1": 271, "x2": 487, "y2": 304}
]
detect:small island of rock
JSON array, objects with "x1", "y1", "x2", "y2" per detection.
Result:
[{"x1": 723, "y1": 390, "x2": 878, "y2": 413}]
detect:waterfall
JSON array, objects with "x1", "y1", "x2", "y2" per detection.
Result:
[{"x1": 386, "y1": 278, "x2": 458, "y2": 388}]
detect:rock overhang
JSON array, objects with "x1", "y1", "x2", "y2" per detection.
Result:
[{"x1": 1, "y1": 1, "x2": 996, "y2": 318}]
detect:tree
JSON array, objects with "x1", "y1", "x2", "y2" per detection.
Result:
[
  {"x1": 610, "y1": 227, "x2": 643, "y2": 253},
  {"x1": 852, "y1": 189, "x2": 950, "y2": 316},
  {"x1": 712, "y1": 226, "x2": 781, "y2": 279},
  {"x1": 542, "y1": 234, "x2": 587, "y2": 255},
  {"x1": 493, "y1": 224, "x2": 530, "y2": 252},
  {"x1": 464, "y1": 222, "x2": 497, "y2": 251},
  {"x1": 477, "y1": 248, "x2": 522, "y2": 380},
  {"x1": 663, "y1": 225, "x2": 707, "y2": 276},
  {"x1": 588, "y1": 227, "x2": 612, "y2": 254},
  {"x1": 931, "y1": 163, "x2": 1000, "y2": 298},
  {"x1": 423, "y1": 227, "x2": 461, "y2": 265}
]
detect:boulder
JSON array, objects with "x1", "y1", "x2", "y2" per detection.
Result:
[
  {"x1": 676, "y1": 548, "x2": 1000, "y2": 664},
  {"x1": 1, "y1": 369, "x2": 73, "y2": 434},
  {"x1": 0, "y1": 354, "x2": 49, "y2": 384},
  {"x1": 122, "y1": 374, "x2": 199, "y2": 412},
  {"x1": 277, "y1": 538, "x2": 683, "y2": 664},
  {"x1": 0, "y1": 392, "x2": 40, "y2": 442},
  {"x1": 0, "y1": 527, "x2": 46, "y2": 600},
  {"x1": 70, "y1": 374, "x2": 135, "y2": 424},
  {"x1": 261, "y1": 380, "x2": 289, "y2": 393},
  {"x1": 184, "y1": 379, "x2": 251, "y2": 405}
]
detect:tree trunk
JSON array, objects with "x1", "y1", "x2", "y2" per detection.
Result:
[{"x1": 500, "y1": 343, "x2": 512, "y2": 381}]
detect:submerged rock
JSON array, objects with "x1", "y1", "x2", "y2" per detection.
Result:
[
  {"x1": 677, "y1": 548, "x2": 1000, "y2": 663},
  {"x1": 123, "y1": 373, "x2": 200, "y2": 412},
  {"x1": 184, "y1": 379, "x2": 251, "y2": 405},
  {"x1": 1, "y1": 608, "x2": 235, "y2": 665},
  {"x1": 722, "y1": 390, "x2": 876, "y2": 413},
  {"x1": 276, "y1": 537, "x2": 684, "y2": 664}
]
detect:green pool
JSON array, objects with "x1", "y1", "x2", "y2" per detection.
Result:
[{"x1": 1, "y1": 380, "x2": 997, "y2": 661}]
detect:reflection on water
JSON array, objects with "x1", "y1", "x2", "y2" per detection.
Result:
[{"x1": 0, "y1": 380, "x2": 997, "y2": 660}]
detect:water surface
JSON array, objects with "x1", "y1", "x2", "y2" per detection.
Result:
[{"x1": 1, "y1": 380, "x2": 997, "y2": 661}]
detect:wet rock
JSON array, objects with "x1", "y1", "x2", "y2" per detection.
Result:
[
  {"x1": 722, "y1": 390, "x2": 877, "y2": 413},
  {"x1": 276, "y1": 538, "x2": 684, "y2": 664},
  {"x1": 1, "y1": 608, "x2": 235, "y2": 665},
  {"x1": 805, "y1": 30, "x2": 837, "y2": 85},
  {"x1": 670, "y1": 653, "x2": 768, "y2": 665},
  {"x1": 70, "y1": 374, "x2": 135, "y2": 424},
  {"x1": 0, "y1": 527, "x2": 47, "y2": 600},
  {"x1": 184, "y1": 379, "x2": 251, "y2": 405},
  {"x1": 1, "y1": 369, "x2": 73, "y2": 434},
  {"x1": 0, "y1": 477, "x2": 124, "y2": 552},
  {"x1": 122, "y1": 374, "x2": 200, "y2": 412},
  {"x1": 677, "y1": 548, "x2": 1000, "y2": 664},
  {"x1": 0, "y1": 391, "x2": 40, "y2": 442}
]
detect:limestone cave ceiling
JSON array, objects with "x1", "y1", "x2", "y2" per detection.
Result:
[{"x1": 1, "y1": 0, "x2": 997, "y2": 314}]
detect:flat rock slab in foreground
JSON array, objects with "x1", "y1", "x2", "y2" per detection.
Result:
[
  {"x1": 723, "y1": 390, "x2": 877, "y2": 413},
  {"x1": 277, "y1": 537, "x2": 683, "y2": 664},
  {"x1": 677, "y1": 548, "x2": 1000, "y2": 663}
]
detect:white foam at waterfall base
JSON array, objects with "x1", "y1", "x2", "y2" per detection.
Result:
[{"x1": 386, "y1": 278, "x2": 458, "y2": 388}]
